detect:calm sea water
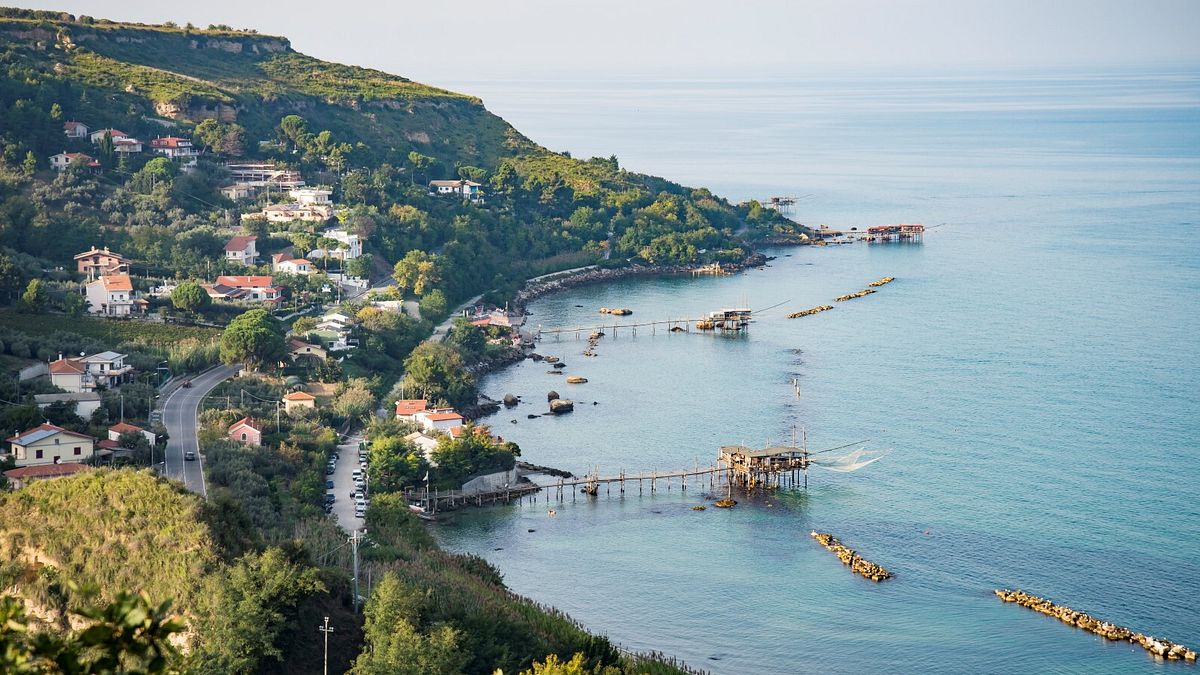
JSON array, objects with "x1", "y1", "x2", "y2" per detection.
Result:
[{"x1": 434, "y1": 71, "x2": 1200, "y2": 674}]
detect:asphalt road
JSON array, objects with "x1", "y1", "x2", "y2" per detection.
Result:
[
  {"x1": 330, "y1": 432, "x2": 365, "y2": 531},
  {"x1": 161, "y1": 364, "x2": 241, "y2": 497}
]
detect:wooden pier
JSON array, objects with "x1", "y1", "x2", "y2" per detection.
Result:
[{"x1": 536, "y1": 309, "x2": 751, "y2": 339}]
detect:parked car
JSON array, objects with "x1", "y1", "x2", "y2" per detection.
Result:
[
  {"x1": 325, "y1": 493, "x2": 336, "y2": 503},
  {"x1": 184, "y1": 451, "x2": 196, "y2": 461},
  {"x1": 326, "y1": 480, "x2": 334, "y2": 489}
]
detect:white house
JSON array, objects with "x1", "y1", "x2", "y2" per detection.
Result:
[
  {"x1": 49, "y1": 352, "x2": 133, "y2": 392},
  {"x1": 113, "y1": 138, "x2": 143, "y2": 155},
  {"x1": 245, "y1": 203, "x2": 332, "y2": 224},
  {"x1": 150, "y1": 136, "x2": 199, "y2": 162},
  {"x1": 395, "y1": 399, "x2": 428, "y2": 421},
  {"x1": 415, "y1": 409, "x2": 464, "y2": 433},
  {"x1": 308, "y1": 229, "x2": 362, "y2": 261},
  {"x1": 49, "y1": 152, "x2": 99, "y2": 171},
  {"x1": 403, "y1": 431, "x2": 440, "y2": 465},
  {"x1": 225, "y1": 162, "x2": 304, "y2": 189},
  {"x1": 34, "y1": 392, "x2": 103, "y2": 419},
  {"x1": 273, "y1": 256, "x2": 313, "y2": 276},
  {"x1": 63, "y1": 121, "x2": 89, "y2": 139},
  {"x1": 211, "y1": 276, "x2": 283, "y2": 303},
  {"x1": 224, "y1": 235, "x2": 258, "y2": 265},
  {"x1": 429, "y1": 179, "x2": 483, "y2": 203},
  {"x1": 86, "y1": 274, "x2": 145, "y2": 316},
  {"x1": 4, "y1": 423, "x2": 96, "y2": 468},
  {"x1": 288, "y1": 187, "x2": 333, "y2": 205},
  {"x1": 89, "y1": 128, "x2": 130, "y2": 143},
  {"x1": 108, "y1": 422, "x2": 157, "y2": 446}
]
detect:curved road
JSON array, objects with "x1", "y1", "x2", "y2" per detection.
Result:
[{"x1": 161, "y1": 364, "x2": 241, "y2": 497}]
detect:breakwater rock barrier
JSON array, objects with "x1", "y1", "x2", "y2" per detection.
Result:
[
  {"x1": 995, "y1": 589, "x2": 1196, "y2": 662},
  {"x1": 810, "y1": 531, "x2": 893, "y2": 582}
]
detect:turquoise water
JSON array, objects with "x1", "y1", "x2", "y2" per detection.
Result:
[{"x1": 435, "y1": 71, "x2": 1200, "y2": 674}]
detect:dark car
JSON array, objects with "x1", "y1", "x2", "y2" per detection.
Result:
[
  {"x1": 325, "y1": 480, "x2": 334, "y2": 489},
  {"x1": 181, "y1": 379, "x2": 193, "y2": 389},
  {"x1": 324, "y1": 493, "x2": 336, "y2": 503},
  {"x1": 184, "y1": 451, "x2": 196, "y2": 461},
  {"x1": 325, "y1": 466, "x2": 335, "y2": 475}
]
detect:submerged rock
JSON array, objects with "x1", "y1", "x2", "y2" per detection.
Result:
[
  {"x1": 503, "y1": 393, "x2": 519, "y2": 407},
  {"x1": 547, "y1": 390, "x2": 560, "y2": 401}
]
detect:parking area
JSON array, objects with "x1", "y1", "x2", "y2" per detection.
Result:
[{"x1": 328, "y1": 433, "x2": 366, "y2": 532}]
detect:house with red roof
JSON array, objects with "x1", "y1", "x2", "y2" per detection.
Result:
[
  {"x1": 108, "y1": 422, "x2": 156, "y2": 446},
  {"x1": 150, "y1": 136, "x2": 198, "y2": 163},
  {"x1": 282, "y1": 391, "x2": 317, "y2": 413},
  {"x1": 228, "y1": 418, "x2": 262, "y2": 446},
  {"x1": 3, "y1": 462, "x2": 92, "y2": 489},
  {"x1": 85, "y1": 274, "x2": 146, "y2": 316},
  {"x1": 395, "y1": 399, "x2": 428, "y2": 421},
  {"x1": 49, "y1": 151, "x2": 100, "y2": 171},
  {"x1": 224, "y1": 235, "x2": 259, "y2": 265},
  {"x1": 49, "y1": 351, "x2": 134, "y2": 393},
  {"x1": 89, "y1": 128, "x2": 131, "y2": 143},
  {"x1": 209, "y1": 275, "x2": 282, "y2": 303},
  {"x1": 74, "y1": 246, "x2": 131, "y2": 280},
  {"x1": 4, "y1": 424, "x2": 96, "y2": 468},
  {"x1": 415, "y1": 409, "x2": 464, "y2": 433},
  {"x1": 63, "y1": 121, "x2": 89, "y2": 139}
]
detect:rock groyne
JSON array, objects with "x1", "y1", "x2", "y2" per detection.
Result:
[
  {"x1": 994, "y1": 589, "x2": 1196, "y2": 662},
  {"x1": 809, "y1": 531, "x2": 893, "y2": 582}
]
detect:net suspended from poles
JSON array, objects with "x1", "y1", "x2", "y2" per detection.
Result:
[{"x1": 810, "y1": 447, "x2": 891, "y2": 473}]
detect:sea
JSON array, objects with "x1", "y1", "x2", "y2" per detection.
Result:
[{"x1": 433, "y1": 69, "x2": 1200, "y2": 674}]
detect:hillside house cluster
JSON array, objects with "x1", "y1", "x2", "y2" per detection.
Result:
[
  {"x1": 54, "y1": 122, "x2": 146, "y2": 171},
  {"x1": 220, "y1": 162, "x2": 305, "y2": 200},
  {"x1": 307, "y1": 228, "x2": 362, "y2": 261}
]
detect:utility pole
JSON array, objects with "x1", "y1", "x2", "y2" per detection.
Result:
[
  {"x1": 119, "y1": 393, "x2": 124, "y2": 422},
  {"x1": 350, "y1": 529, "x2": 363, "y2": 613},
  {"x1": 317, "y1": 616, "x2": 334, "y2": 675}
]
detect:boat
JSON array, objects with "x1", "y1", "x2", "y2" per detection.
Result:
[{"x1": 408, "y1": 504, "x2": 436, "y2": 521}]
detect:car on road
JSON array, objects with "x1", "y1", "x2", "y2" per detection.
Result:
[
  {"x1": 354, "y1": 506, "x2": 366, "y2": 518},
  {"x1": 181, "y1": 379, "x2": 192, "y2": 388},
  {"x1": 184, "y1": 451, "x2": 196, "y2": 461},
  {"x1": 326, "y1": 480, "x2": 334, "y2": 489},
  {"x1": 325, "y1": 466, "x2": 335, "y2": 475}
]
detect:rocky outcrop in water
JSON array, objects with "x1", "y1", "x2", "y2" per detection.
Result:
[
  {"x1": 994, "y1": 589, "x2": 1196, "y2": 662},
  {"x1": 810, "y1": 531, "x2": 892, "y2": 582},
  {"x1": 549, "y1": 399, "x2": 574, "y2": 414}
]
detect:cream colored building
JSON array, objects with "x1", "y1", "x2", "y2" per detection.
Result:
[{"x1": 4, "y1": 424, "x2": 96, "y2": 468}]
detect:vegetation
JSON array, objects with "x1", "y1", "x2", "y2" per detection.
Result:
[{"x1": 220, "y1": 308, "x2": 285, "y2": 367}]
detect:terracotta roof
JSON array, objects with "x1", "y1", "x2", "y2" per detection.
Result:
[
  {"x1": 447, "y1": 425, "x2": 466, "y2": 439},
  {"x1": 424, "y1": 412, "x2": 464, "y2": 422},
  {"x1": 282, "y1": 391, "x2": 315, "y2": 401},
  {"x1": 92, "y1": 128, "x2": 129, "y2": 139},
  {"x1": 74, "y1": 246, "x2": 128, "y2": 261},
  {"x1": 109, "y1": 422, "x2": 144, "y2": 434},
  {"x1": 395, "y1": 399, "x2": 428, "y2": 416},
  {"x1": 215, "y1": 275, "x2": 274, "y2": 288},
  {"x1": 63, "y1": 121, "x2": 87, "y2": 131},
  {"x1": 229, "y1": 417, "x2": 261, "y2": 432},
  {"x1": 96, "y1": 439, "x2": 119, "y2": 450},
  {"x1": 49, "y1": 358, "x2": 85, "y2": 375},
  {"x1": 3, "y1": 462, "x2": 91, "y2": 480},
  {"x1": 224, "y1": 235, "x2": 257, "y2": 252},
  {"x1": 94, "y1": 275, "x2": 133, "y2": 292},
  {"x1": 150, "y1": 136, "x2": 192, "y2": 148},
  {"x1": 6, "y1": 423, "x2": 94, "y2": 445}
]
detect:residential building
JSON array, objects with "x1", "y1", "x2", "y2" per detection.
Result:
[
  {"x1": 86, "y1": 274, "x2": 146, "y2": 316},
  {"x1": 3, "y1": 462, "x2": 92, "y2": 489},
  {"x1": 307, "y1": 228, "x2": 362, "y2": 261},
  {"x1": 288, "y1": 339, "x2": 328, "y2": 362},
  {"x1": 244, "y1": 203, "x2": 332, "y2": 224},
  {"x1": 89, "y1": 128, "x2": 130, "y2": 143},
  {"x1": 403, "y1": 431, "x2": 440, "y2": 464},
  {"x1": 395, "y1": 399, "x2": 428, "y2": 421},
  {"x1": 208, "y1": 275, "x2": 283, "y2": 303},
  {"x1": 34, "y1": 392, "x2": 103, "y2": 419},
  {"x1": 228, "y1": 418, "x2": 262, "y2": 446},
  {"x1": 220, "y1": 183, "x2": 256, "y2": 200},
  {"x1": 271, "y1": 253, "x2": 312, "y2": 275},
  {"x1": 288, "y1": 187, "x2": 333, "y2": 205},
  {"x1": 63, "y1": 121, "x2": 89, "y2": 139},
  {"x1": 429, "y1": 179, "x2": 484, "y2": 202},
  {"x1": 224, "y1": 235, "x2": 259, "y2": 265},
  {"x1": 225, "y1": 162, "x2": 304, "y2": 189},
  {"x1": 49, "y1": 152, "x2": 99, "y2": 171},
  {"x1": 78, "y1": 351, "x2": 135, "y2": 390},
  {"x1": 4, "y1": 424, "x2": 96, "y2": 468},
  {"x1": 282, "y1": 391, "x2": 317, "y2": 413},
  {"x1": 113, "y1": 138, "x2": 143, "y2": 155},
  {"x1": 108, "y1": 422, "x2": 156, "y2": 446},
  {"x1": 149, "y1": 136, "x2": 199, "y2": 162},
  {"x1": 74, "y1": 246, "x2": 131, "y2": 279},
  {"x1": 415, "y1": 410, "x2": 464, "y2": 433}
]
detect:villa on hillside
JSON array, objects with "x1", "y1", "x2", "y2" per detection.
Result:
[
  {"x1": 395, "y1": 399, "x2": 428, "y2": 421},
  {"x1": 288, "y1": 187, "x2": 333, "y2": 205},
  {"x1": 89, "y1": 128, "x2": 130, "y2": 143},
  {"x1": 288, "y1": 339, "x2": 328, "y2": 362},
  {"x1": 3, "y1": 423, "x2": 96, "y2": 468},
  {"x1": 415, "y1": 409, "x2": 464, "y2": 433},
  {"x1": 224, "y1": 162, "x2": 304, "y2": 189},
  {"x1": 150, "y1": 136, "x2": 198, "y2": 163},
  {"x1": 34, "y1": 392, "x2": 102, "y2": 419},
  {"x1": 74, "y1": 246, "x2": 131, "y2": 280},
  {"x1": 85, "y1": 274, "x2": 147, "y2": 316},
  {"x1": 429, "y1": 179, "x2": 484, "y2": 203},
  {"x1": 203, "y1": 275, "x2": 282, "y2": 304},
  {"x1": 243, "y1": 202, "x2": 333, "y2": 224},
  {"x1": 108, "y1": 422, "x2": 156, "y2": 446},
  {"x1": 63, "y1": 121, "x2": 89, "y2": 139},
  {"x1": 49, "y1": 152, "x2": 100, "y2": 171},
  {"x1": 271, "y1": 252, "x2": 313, "y2": 275},
  {"x1": 48, "y1": 351, "x2": 134, "y2": 393},
  {"x1": 282, "y1": 391, "x2": 317, "y2": 413},
  {"x1": 2, "y1": 462, "x2": 92, "y2": 489},
  {"x1": 224, "y1": 235, "x2": 259, "y2": 265},
  {"x1": 307, "y1": 228, "x2": 362, "y2": 261}
]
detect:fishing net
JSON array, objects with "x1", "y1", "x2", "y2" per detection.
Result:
[{"x1": 811, "y1": 447, "x2": 891, "y2": 472}]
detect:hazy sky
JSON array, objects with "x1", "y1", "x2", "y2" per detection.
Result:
[{"x1": 20, "y1": 0, "x2": 1200, "y2": 86}]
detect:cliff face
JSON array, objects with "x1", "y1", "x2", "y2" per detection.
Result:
[{"x1": 0, "y1": 10, "x2": 533, "y2": 166}]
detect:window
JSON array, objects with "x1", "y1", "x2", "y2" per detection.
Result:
[
  {"x1": 35, "y1": 449, "x2": 43, "y2": 459},
  {"x1": 241, "y1": 433, "x2": 248, "y2": 441},
  {"x1": 74, "y1": 447, "x2": 81, "y2": 455}
]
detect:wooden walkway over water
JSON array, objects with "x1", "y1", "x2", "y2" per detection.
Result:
[{"x1": 536, "y1": 317, "x2": 724, "y2": 338}]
